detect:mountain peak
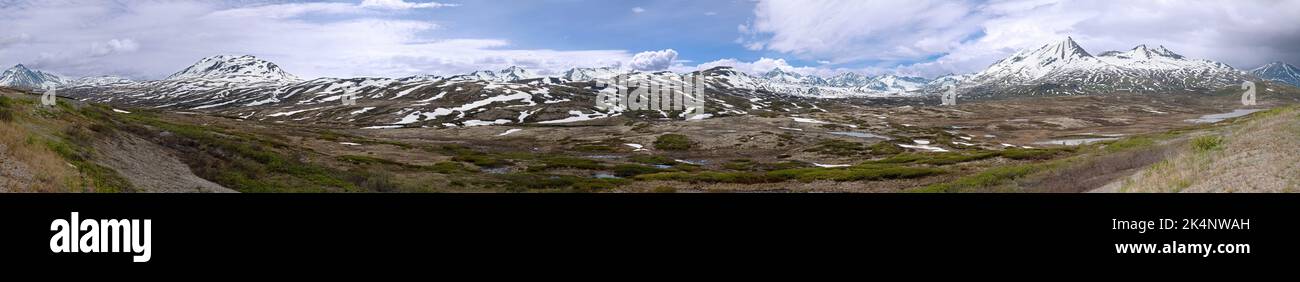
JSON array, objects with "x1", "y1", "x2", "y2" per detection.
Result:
[
  {"x1": 166, "y1": 55, "x2": 300, "y2": 82},
  {"x1": 1250, "y1": 61, "x2": 1300, "y2": 87},
  {"x1": 1150, "y1": 45, "x2": 1184, "y2": 59},
  {"x1": 1, "y1": 63, "x2": 66, "y2": 89},
  {"x1": 1045, "y1": 36, "x2": 1092, "y2": 59}
]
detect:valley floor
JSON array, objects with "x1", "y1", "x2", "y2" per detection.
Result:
[{"x1": 2, "y1": 85, "x2": 1298, "y2": 193}]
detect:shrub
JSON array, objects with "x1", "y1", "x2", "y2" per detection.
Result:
[
  {"x1": 527, "y1": 156, "x2": 605, "y2": 172},
  {"x1": 629, "y1": 154, "x2": 676, "y2": 165},
  {"x1": 868, "y1": 142, "x2": 904, "y2": 155},
  {"x1": 999, "y1": 148, "x2": 1064, "y2": 160},
  {"x1": 0, "y1": 96, "x2": 13, "y2": 122},
  {"x1": 804, "y1": 139, "x2": 866, "y2": 155},
  {"x1": 613, "y1": 164, "x2": 665, "y2": 177},
  {"x1": 1191, "y1": 136, "x2": 1224, "y2": 153},
  {"x1": 653, "y1": 134, "x2": 692, "y2": 151}
]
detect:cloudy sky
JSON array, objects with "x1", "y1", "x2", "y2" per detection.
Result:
[{"x1": 1, "y1": 0, "x2": 1297, "y2": 80}]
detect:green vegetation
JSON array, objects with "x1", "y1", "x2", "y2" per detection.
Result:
[
  {"x1": 722, "y1": 159, "x2": 808, "y2": 171},
  {"x1": 0, "y1": 96, "x2": 14, "y2": 122},
  {"x1": 637, "y1": 163, "x2": 944, "y2": 184},
  {"x1": 868, "y1": 142, "x2": 904, "y2": 155},
  {"x1": 1190, "y1": 135, "x2": 1224, "y2": 153},
  {"x1": 1000, "y1": 148, "x2": 1069, "y2": 160},
  {"x1": 115, "y1": 113, "x2": 365, "y2": 192},
  {"x1": 871, "y1": 151, "x2": 999, "y2": 165},
  {"x1": 527, "y1": 156, "x2": 606, "y2": 172},
  {"x1": 913, "y1": 163, "x2": 1049, "y2": 193},
  {"x1": 41, "y1": 127, "x2": 134, "y2": 193},
  {"x1": 804, "y1": 139, "x2": 867, "y2": 155},
  {"x1": 498, "y1": 173, "x2": 629, "y2": 192},
  {"x1": 653, "y1": 134, "x2": 692, "y2": 151},
  {"x1": 612, "y1": 164, "x2": 665, "y2": 177},
  {"x1": 629, "y1": 154, "x2": 675, "y2": 165}
]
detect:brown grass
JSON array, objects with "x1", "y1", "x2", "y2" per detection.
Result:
[
  {"x1": 1121, "y1": 107, "x2": 1300, "y2": 193},
  {"x1": 0, "y1": 120, "x2": 80, "y2": 192}
]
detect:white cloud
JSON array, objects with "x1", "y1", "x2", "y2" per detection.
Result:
[
  {"x1": 89, "y1": 39, "x2": 140, "y2": 57},
  {"x1": 744, "y1": 0, "x2": 1300, "y2": 77},
  {"x1": 360, "y1": 0, "x2": 458, "y2": 10},
  {"x1": 689, "y1": 57, "x2": 844, "y2": 77},
  {"x1": 628, "y1": 49, "x2": 678, "y2": 71},
  {"x1": 632, "y1": 7, "x2": 646, "y2": 14},
  {"x1": 0, "y1": 1, "x2": 628, "y2": 79},
  {"x1": 743, "y1": 0, "x2": 983, "y2": 64}
]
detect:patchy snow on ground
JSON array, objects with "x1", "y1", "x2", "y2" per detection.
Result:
[
  {"x1": 791, "y1": 117, "x2": 830, "y2": 124},
  {"x1": 350, "y1": 107, "x2": 376, "y2": 115},
  {"x1": 497, "y1": 129, "x2": 522, "y2": 136},
  {"x1": 625, "y1": 143, "x2": 647, "y2": 151},
  {"x1": 900, "y1": 144, "x2": 949, "y2": 152},
  {"x1": 112, "y1": 109, "x2": 132, "y2": 114},
  {"x1": 463, "y1": 119, "x2": 513, "y2": 127},
  {"x1": 538, "y1": 111, "x2": 613, "y2": 124},
  {"x1": 267, "y1": 107, "x2": 321, "y2": 117},
  {"x1": 813, "y1": 163, "x2": 851, "y2": 168}
]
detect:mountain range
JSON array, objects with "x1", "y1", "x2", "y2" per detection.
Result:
[
  {"x1": 1250, "y1": 61, "x2": 1300, "y2": 87},
  {"x1": 3, "y1": 37, "x2": 1298, "y2": 129},
  {"x1": 960, "y1": 37, "x2": 1250, "y2": 97}
]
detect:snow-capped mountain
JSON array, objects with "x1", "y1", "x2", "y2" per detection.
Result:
[
  {"x1": 449, "y1": 67, "x2": 539, "y2": 82},
  {"x1": 166, "y1": 55, "x2": 300, "y2": 83},
  {"x1": 864, "y1": 74, "x2": 929, "y2": 92},
  {"x1": 497, "y1": 66, "x2": 534, "y2": 82},
  {"x1": 826, "y1": 72, "x2": 872, "y2": 87},
  {"x1": 763, "y1": 68, "x2": 827, "y2": 86},
  {"x1": 562, "y1": 67, "x2": 621, "y2": 82},
  {"x1": 1250, "y1": 61, "x2": 1300, "y2": 87},
  {"x1": 71, "y1": 75, "x2": 135, "y2": 87},
  {"x1": 0, "y1": 64, "x2": 67, "y2": 90},
  {"x1": 962, "y1": 37, "x2": 1246, "y2": 97}
]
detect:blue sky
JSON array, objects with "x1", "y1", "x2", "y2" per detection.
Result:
[{"x1": 2, "y1": 0, "x2": 1298, "y2": 80}]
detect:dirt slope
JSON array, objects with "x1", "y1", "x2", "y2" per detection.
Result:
[{"x1": 92, "y1": 134, "x2": 235, "y2": 193}]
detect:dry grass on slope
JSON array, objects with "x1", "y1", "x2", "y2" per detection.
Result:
[
  {"x1": 1120, "y1": 106, "x2": 1300, "y2": 193},
  {"x1": 0, "y1": 96, "x2": 80, "y2": 192}
]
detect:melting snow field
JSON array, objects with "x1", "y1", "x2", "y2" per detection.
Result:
[
  {"x1": 112, "y1": 109, "x2": 132, "y2": 114},
  {"x1": 497, "y1": 129, "x2": 522, "y2": 136},
  {"x1": 538, "y1": 111, "x2": 613, "y2": 124},
  {"x1": 813, "y1": 163, "x2": 851, "y2": 168},
  {"x1": 900, "y1": 144, "x2": 949, "y2": 152},
  {"x1": 1184, "y1": 109, "x2": 1263, "y2": 123},
  {"x1": 791, "y1": 117, "x2": 830, "y2": 124},
  {"x1": 1033, "y1": 138, "x2": 1119, "y2": 146},
  {"x1": 829, "y1": 131, "x2": 890, "y2": 139}
]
